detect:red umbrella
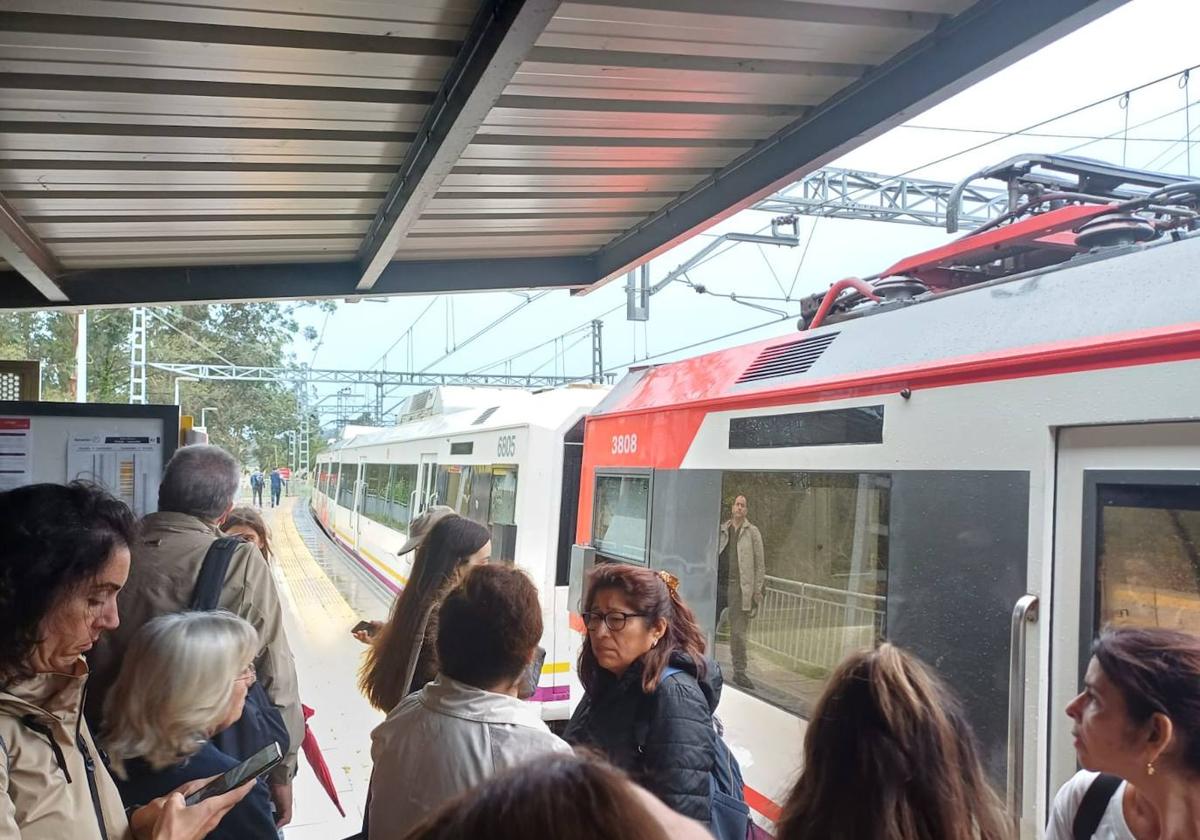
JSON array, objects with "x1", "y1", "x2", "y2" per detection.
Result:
[{"x1": 301, "y1": 704, "x2": 346, "y2": 817}]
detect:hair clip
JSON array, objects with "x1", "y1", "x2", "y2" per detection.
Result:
[{"x1": 658, "y1": 570, "x2": 679, "y2": 594}]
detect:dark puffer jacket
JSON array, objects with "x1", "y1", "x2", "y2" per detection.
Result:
[{"x1": 563, "y1": 652, "x2": 720, "y2": 823}]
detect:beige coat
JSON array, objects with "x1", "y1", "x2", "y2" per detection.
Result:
[
  {"x1": 718, "y1": 519, "x2": 766, "y2": 606},
  {"x1": 87, "y1": 512, "x2": 304, "y2": 785},
  {"x1": 0, "y1": 664, "x2": 131, "y2": 840},
  {"x1": 368, "y1": 675, "x2": 572, "y2": 840}
]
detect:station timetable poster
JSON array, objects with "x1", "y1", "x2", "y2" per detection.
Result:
[{"x1": 67, "y1": 433, "x2": 163, "y2": 517}]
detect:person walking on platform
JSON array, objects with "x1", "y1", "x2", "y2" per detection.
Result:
[
  {"x1": 0, "y1": 482, "x2": 253, "y2": 840},
  {"x1": 269, "y1": 467, "x2": 282, "y2": 508},
  {"x1": 358, "y1": 515, "x2": 491, "y2": 712},
  {"x1": 249, "y1": 468, "x2": 264, "y2": 508},
  {"x1": 564, "y1": 565, "x2": 724, "y2": 827},
  {"x1": 86, "y1": 445, "x2": 305, "y2": 829},
  {"x1": 366, "y1": 564, "x2": 571, "y2": 838},
  {"x1": 717, "y1": 494, "x2": 765, "y2": 689},
  {"x1": 774, "y1": 644, "x2": 1009, "y2": 840},
  {"x1": 1047, "y1": 627, "x2": 1200, "y2": 840},
  {"x1": 102, "y1": 612, "x2": 278, "y2": 840}
]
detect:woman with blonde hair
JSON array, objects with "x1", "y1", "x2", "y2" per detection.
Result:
[
  {"x1": 101, "y1": 611, "x2": 278, "y2": 840},
  {"x1": 775, "y1": 643, "x2": 1009, "y2": 840}
]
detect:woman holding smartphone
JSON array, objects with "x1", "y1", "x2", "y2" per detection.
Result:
[{"x1": 101, "y1": 611, "x2": 279, "y2": 840}]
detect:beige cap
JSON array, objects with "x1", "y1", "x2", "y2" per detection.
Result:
[{"x1": 397, "y1": 505, "x2": 457, "y2": 555}]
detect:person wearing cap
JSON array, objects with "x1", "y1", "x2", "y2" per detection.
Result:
[
  {"x1": 351, "y1": 506, "x2": 457, "y2": 644},
  {"x1": 357, "y1": 515, "x2": 493, "y2": 713}
]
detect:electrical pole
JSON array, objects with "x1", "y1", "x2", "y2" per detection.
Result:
[
  {"x1": 591, "y1": 320, "x2": 604, "y2": 383},
  {"x1": 128, "y1": 307, "x2": 147, "y2": 404}
]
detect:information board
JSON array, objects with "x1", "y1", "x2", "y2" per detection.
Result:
[{"x1": 0, "y1": 402, "x2": 178, "y2": 515}]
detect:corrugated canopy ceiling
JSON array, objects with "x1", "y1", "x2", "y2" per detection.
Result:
[{"x1": 0, "y1": 0, "x2": 1124, "y2": 309}]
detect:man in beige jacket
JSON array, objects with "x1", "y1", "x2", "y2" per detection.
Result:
[
  {"x1": 717, "y1": 494, "x2": 766, "y2": 689},
  {"x1": 87, "y1": 445, "x2": 304, "y2": 827}
]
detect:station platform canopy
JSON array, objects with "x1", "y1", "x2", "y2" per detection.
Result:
[{"x1": 0, "y1": 0, "x2": 1125, "y2": 310}]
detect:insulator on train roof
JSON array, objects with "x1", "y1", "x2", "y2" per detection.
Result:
[
  {"x1": 873, "y1": 277, "x2": 928, "y2": 302},
  {"x1": 1074, "y1": 213, "x2": 1159, "y2": 249}
]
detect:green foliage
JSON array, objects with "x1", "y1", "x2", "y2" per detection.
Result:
[{"x1": 0, "y1": 301, "x2": 330, "y2": 470}]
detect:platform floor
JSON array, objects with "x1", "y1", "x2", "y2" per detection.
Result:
[{"x1": 252, "y1": 494, "x2": 391, "y2": 839}]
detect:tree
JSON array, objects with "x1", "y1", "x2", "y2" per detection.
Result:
[{"x1": 0, "y1": 300, "x2": 333, "y2": 470}]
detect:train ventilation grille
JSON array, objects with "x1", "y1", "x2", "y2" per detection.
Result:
[{"x1": 736, "y1": 332, "x2": 838, "y2": 384}]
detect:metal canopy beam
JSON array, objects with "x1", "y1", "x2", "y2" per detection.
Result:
[
  {"x1": 0, "y1": 192, "x2": 68, "y2": 303},
  {"x1": 148, "y1": 362, "x2": 600, "y2": 390},
  {"x1": 355, "y1": 0, "x2": 562, "y2": 291},
  {"x1": 0, "y1": 256, "x2": 592, "y2": 312},
  {"x1": 586, "y1": 0, "x2": 1127, "y2": 286}
]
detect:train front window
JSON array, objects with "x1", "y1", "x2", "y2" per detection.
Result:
[
  {"x1": 1095, "y1": 481, "x2": 1200, "y2": 632},
  {"x1": 716, "y1": 471, "x2": 889, "y2": 716},
  {"x1": 593, "y1": 473, "x2": 651, "y2": 565}
]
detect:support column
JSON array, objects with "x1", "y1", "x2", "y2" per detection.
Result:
[{"x1": 74, "y1": 310, "x2": 88, "y2": 402}]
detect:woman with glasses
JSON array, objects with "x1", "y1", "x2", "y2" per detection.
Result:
[
  {"x1": 101, "y1": 611, "x2": 279, "y2": 840},
  {"x1": 563, "y1": 564, "x2": 720, "y2": 825}
]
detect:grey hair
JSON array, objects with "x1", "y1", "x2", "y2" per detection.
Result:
[
  {"x1": 101, "y1": 611, "x2": 258, "y2": 777},
  {"x1": 158, "y1": 444, "x2": 241, "y2": 521}
]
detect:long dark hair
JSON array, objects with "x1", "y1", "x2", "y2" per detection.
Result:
[
  {"x1": 577, "y1": 563, "x2": 707, "y2": 694},
  {"x1": 401, "y1": 753, "x2": 670, "y2": 840},
  {"x1": 221, "y1": 506, "x2": 271, "y2": 563},
  {"x1": 0, "y1": 482, "x2": 138, "y2": 681},
  {"x1": 1093, "y1": 626, "x2": 1200, "y2": 774},
  {"x1": 776, "y1": 644, "x2": 1009, "y2": 840},
  {"x1": 359, "y1": 515, "x2": 490, "y2": 711}
]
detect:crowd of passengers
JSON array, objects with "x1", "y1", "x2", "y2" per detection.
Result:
[{"x1": 2, "y1": 444, "x2": 1199, "y2": 839}]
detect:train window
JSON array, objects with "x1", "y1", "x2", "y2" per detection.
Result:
[
  {"x1": 337, "y1": 463, "x2": 355, "y2": 510},
  {"x1": 716, "y1": 471, "x2": 889, "y2": 716},
  {"x1": 359, "y1": 463, "x2": 417, "y2": 532},
  {"x1": 441, "y1": 465, "x2": 474, "y2": 517},
  {"x1": 1094, "y1": 481, "x2": 1200, "y2": 633},
  {"x1": 490, "y1": 467, "x2": 518, "y2": 527},
  {"x1": 593, "y1": 473, "x2": 652, "y2": 565}
]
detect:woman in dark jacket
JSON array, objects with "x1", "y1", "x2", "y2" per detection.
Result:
[{"x1": 563, "y1": 565, "x2": 719, "y2": 824}]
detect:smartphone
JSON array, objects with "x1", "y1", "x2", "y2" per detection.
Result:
[
  {"x1": 184, "y1": 741, "x2": 282, "y2": 807},
  {"x1": 351, "y1": 620, "x2": 378, "y2": 637},
  {"x1": 519, "y1": 646, "x2": 547, "y2": 701}
]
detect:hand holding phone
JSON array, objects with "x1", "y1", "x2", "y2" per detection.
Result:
[
  {"x1": 351, "y1": 620, "x2": 382, "y2": 644},
  {"x1": 184, "y1": 742, "x2": 282, "y2": 807}
]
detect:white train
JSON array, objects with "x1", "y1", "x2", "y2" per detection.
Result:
[
  {"x1": 311, "y1": 384, "x2": 606, "y2": 722},
  {"x1": 571, "y1": 156, "x2": 1200, "y2": 834}
]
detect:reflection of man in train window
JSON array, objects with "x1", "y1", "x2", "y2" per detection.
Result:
[{"x1": 718, "y1": 494, "x2": 766, "y2": 689}]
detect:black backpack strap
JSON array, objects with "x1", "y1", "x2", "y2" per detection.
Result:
[
  {"x1": 1073, "y1": 773, "x2": 1122, "y2": 840},
  {"x1": 190, "y1": 537, "x2": 242, "y2": 612}
]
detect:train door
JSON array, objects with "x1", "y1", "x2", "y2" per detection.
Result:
[
  {"x1": 416, "y1": 453, "x2": 438, "y2": 514},
  {"x1": 350, "y1": 457, "x2": 366, "y2": 549},
  {"x1": 1048, "y1": 423, "x2": 1200, "y2": 810}
]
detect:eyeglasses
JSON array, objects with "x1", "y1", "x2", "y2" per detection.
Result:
[
  {"x1": 236, "y1": 663, "x2": 257, "y2": 685},
  {"x1": 582, "y1": 610, "x2": 647, "y2": 632}
]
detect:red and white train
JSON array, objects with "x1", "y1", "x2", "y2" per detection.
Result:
[{"x1": 570, "y1": 155, "x2": 1200, "y2": 835}]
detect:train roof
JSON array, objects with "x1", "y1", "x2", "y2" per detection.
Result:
[
  {"x1": 593, "y1": 231, "x2": 1200, "y2": 418},
  {"x1": 322, "y1": 385, "x2": 607, "y2": 454}
]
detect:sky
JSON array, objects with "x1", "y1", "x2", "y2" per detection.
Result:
[{"x1": 288, "y1": 0, "x2": 1200, "y2": 423}]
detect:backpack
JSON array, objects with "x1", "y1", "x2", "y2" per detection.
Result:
[
  {"x1": 191, "y1": 537, "x2": 291, "y2": 764},
  {"x1": 1072, "y1": 773, "x2": 1122, "y2": 840},
  {"x1": 639, "y1": 666, "x2": 751, "y2": 840}
]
